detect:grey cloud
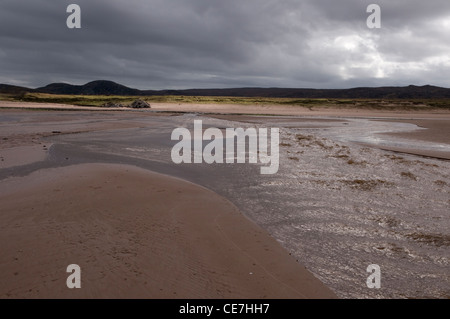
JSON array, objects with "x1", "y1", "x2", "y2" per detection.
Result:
[{"x1": 0, "y1": 0, "x2": 449, "y2": 89}]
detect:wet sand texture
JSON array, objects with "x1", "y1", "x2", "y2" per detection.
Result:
[{"x1": 0, "y1": 164, "x2": 336, "y2": 298}]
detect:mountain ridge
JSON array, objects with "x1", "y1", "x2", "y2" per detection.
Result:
[{"x1": 1, "y1": 80, "x2": 450, "y2": 99}]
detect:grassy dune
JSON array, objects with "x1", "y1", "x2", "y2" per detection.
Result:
[{"x1": 1, "y1": 92, "x2": 450, "y2": 110}]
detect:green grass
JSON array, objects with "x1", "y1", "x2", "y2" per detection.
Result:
[{"x1": 1, "y1": 92, "x2": 450, "y2": 110}]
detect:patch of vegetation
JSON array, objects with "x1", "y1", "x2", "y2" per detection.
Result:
[
  {"x1": 2, "y1": 92, "x2": 450, "y2": 110},
  {"x1": 11, "y1": 92, "x2": 140, "y2": 107},
  {"x1": 313, "y1": 139, "x2": 333, "y2": 150},
  {"x1": 295, "y1": 134, "x2": 333, "y2": 150},
  {"x1": 330, "y1": 154, "x2": 350, "y2": 159},
  {"x1": 296, "y1": 134, "x2": 314, "y2": 141},
  {"x1": 341, "y1": 179, "x2": 393, "y2": 191},
  {"x1": 279, "y1": 142, "x2": 292, "y2": 147},
  {"x1": 0, "y1": 93, "x2": 19, "y2": 101},
  {"x1": 384, "y1": 154, "x2": 413, "y2": 165},
  {"x1": 347, "y1": 159, "x2": 368, "y2": 165},
  {"x1": 434, "y1": 180, "x2": 448, "y2": 187},
  {"x1": 385, "y1": 155, "x2": 405, "y2": 161},
  {"x1": 400, "y1": 171, "x2": 418, "y2": 180},
  {"x1": 405, "y1": 232, "x2": 450, "y2": 247}
]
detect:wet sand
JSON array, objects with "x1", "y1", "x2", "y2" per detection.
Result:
[
  {"x1": 0, "y1": 145, "x2": 50, "y2": 169},
  {"x1": 0, "y1": 163, "x2": 335, "y2": 298},
  {"x1": 374, "y1": 119, "x2": 450, "y2": 160},
  {"x1": 380, "y1": 119, "x2": 450, "y2": 144}
]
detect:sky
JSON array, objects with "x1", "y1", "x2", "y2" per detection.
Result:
[{"x1": 1, "y1": 0, "x2": 450, "y2": 90}]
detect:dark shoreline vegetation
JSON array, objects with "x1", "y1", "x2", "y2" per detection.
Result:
[{"x1": 1, "y1": 91, "x2": 450, "y2": 110}]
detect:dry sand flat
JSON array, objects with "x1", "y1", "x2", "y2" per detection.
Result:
[
  {"x1": 0, "y1": 163, "x2": 336, "y2": 299},
  {"x1": 3, "y1": 100, "x2": 450, "y2": 118}
]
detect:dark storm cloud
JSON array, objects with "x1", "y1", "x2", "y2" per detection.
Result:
[{"x1": 1, "y1": 0, "x2": 449, "y2": 89}]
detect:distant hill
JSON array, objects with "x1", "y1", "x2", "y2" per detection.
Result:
[
  {"x1": 36, "y1": 80, "x2": 143, "y2": 96},
  {"x1": 1, "y1": 80, "x2": 450, "y2": 99},
  {"x1": 0, "y1": 84, "x2": 31, "y2": 94},
  {"x1": 171, "y1": 85, "x2": 450, "y2": 99}
]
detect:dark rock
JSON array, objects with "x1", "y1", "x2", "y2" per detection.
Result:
[{"x1": 130, "y1": 99, "x2": 151, "y2": 108}]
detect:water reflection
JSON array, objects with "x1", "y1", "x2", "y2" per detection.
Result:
[{"x1": 317, "y1": 119, "x2": 450, "y2": 153}]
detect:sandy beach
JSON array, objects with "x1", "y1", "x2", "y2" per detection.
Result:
[
  {"x1": 3, "y1": 100, "x2": 450, "y2": 119},
  {"x1": 0, "y1": 163, "x2": 334, "y2": 298},
  {"x1": 0, "y1": 102, "x2": 449, "y2": 299}
]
